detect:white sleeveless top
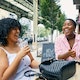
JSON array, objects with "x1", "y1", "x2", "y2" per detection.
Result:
[{"x1": 0, "y1": 47, "x2": 35, "y2": 80}]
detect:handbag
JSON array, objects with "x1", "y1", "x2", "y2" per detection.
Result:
[
  {"x1": 39, "y1": 58, "x2": 76, "y2": 80},
  {"x1": 24, "y1": 70, "x2": 46, "y2": 80}
]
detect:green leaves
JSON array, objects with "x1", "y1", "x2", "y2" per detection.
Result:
[{"x1": 40, "y1": 0, "x2": 66, "y2": 32}]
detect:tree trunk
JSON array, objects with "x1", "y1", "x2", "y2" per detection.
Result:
[{"x1": 51, "y1": 28, "x2": 53, "y2": 42}]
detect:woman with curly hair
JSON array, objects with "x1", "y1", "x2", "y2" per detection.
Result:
[{"x1": 0, "y1": 18, "x2": 40, "y2": 80}]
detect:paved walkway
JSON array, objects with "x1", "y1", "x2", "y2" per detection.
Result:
[{"x1": 30, "y1": 42, "x2": 42, "y2": 63}]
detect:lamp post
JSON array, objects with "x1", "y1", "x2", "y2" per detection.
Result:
[
  {"x1": 33, "y1": 0, "x2": 38, "y2": 56},
  {"x1": 33, "y1": 0, "x2": 38, "y2": 43}
]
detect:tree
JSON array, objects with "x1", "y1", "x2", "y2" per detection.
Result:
[
  {"x1": 20, "y1": 25, "x2": 28, "y2": 37},
  {"x1": 40, "y1": 0, "x2": 60, "y2": 27},
  {"x1": 56, "y1": 13, "x2": 66, "y2": 32},
  {"x1": 40, "y1": 0, "x2": 66, "y2": 42},
  {"x1": 38, "y1": 26, "x2": 49, "y2": 37}
]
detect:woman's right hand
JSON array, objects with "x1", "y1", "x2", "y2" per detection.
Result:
[
  {"x1": 67, "y1": 49, "x2": 76, "y2": 58},
  {"x1": 18, "y1": 45, "x2": 30, "y2": 58}
]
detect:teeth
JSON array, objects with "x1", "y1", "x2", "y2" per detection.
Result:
[{"x1": 64, "y1": 29, "x2": 69, "y2": 33}]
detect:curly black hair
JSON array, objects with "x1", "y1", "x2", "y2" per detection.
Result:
[{"x1": 0, "y1": 18, "x2": 21, "y2": 46}]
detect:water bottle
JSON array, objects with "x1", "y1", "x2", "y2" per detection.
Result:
[{"x1": 19, "y1": 40, "x2": 28, "y2": 48}]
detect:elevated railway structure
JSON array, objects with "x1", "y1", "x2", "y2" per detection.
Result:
[{"x1": 0, "y1": 0, "x2": 35, "y2": 19}]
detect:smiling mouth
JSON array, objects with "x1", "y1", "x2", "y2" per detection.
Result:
[
  {"x1": 15, "y1": 34, "x2": 19, "y2": 38},
  {"x1": 64, "y1": 29, "x2": 69, "y2": 33}
]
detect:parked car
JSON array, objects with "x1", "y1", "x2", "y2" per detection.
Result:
[{"x1": 37, "y1": 37, "x2": 48, "y2": 42}]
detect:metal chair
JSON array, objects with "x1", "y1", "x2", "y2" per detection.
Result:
[{"x1": 41, "y1": 42, "x2": 55, "y2": 62}]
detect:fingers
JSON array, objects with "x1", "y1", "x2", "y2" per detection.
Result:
[
  {"x1": 24, "y1": 46, "x2": 30, "y2": 53},
  {"x1": 70, "y1": 51, "x2": 76, "y2": 58},
  {"x1": 19, "y1": 45, "x2": 30, "y2": 55},
  {"x1": 68, "y1": 49, "x2": 71, "y2": 51}
]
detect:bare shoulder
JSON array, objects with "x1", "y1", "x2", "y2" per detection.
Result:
[
  {"x1": 0, "y1": 47, "x2": 9, "y2": 78},
  {"x1": 0, "y1": 47, "x2": 9, "y2": 67},
  {"x1": 0, "y1": 47, "x2": 7, "y2": 56},
  {"x1": 0, "y1": 47, "x2": 8, "y2": 65}
]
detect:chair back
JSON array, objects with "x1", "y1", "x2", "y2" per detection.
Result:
[{"x1": 41, "y1": 42, "x2": 55, "y2": 62}]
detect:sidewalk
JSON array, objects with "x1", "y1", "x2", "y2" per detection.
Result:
[{"x1": 30, "y1": 43, "x2": 42, "y2": 63}]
